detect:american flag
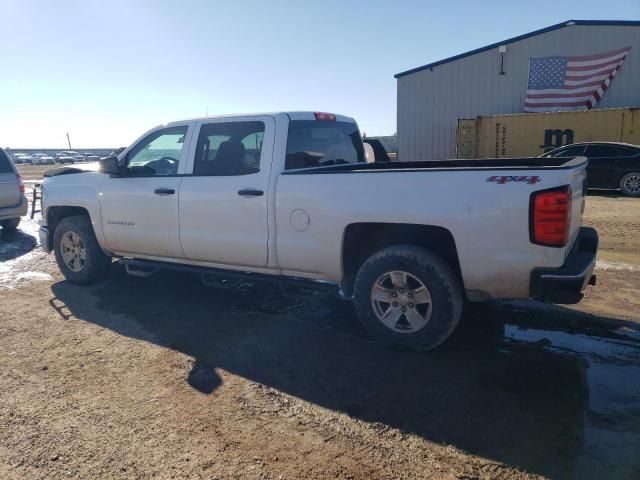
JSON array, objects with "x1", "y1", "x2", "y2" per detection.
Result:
[{"x1": 524, "y1": 46, "x2": 631, "y2": 113}]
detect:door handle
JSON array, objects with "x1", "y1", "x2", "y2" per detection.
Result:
[
  {"x1": 237, "y1": 189, "x2": 264, "y2": 197},
  {"x1": 154, "y1": 188, "x2": 175, "y2": 195}
]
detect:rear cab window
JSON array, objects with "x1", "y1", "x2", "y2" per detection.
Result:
[
  {"x1": 0, "y1": 149, "x2": 15, "y2": 173},
  {"x1": 285, "y1": 119, "x2": 365, "y2": 170}
]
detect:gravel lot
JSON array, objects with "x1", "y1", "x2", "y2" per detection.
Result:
[{"x1": 1, "y1": 174, "x2": 640, "y2": 479}]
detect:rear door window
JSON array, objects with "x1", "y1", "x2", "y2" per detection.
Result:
[
  {"x1": 193, "y1": 121, "x2": 265, "y2": 176},
  {"x1": 617, "y1": 146, "x2": 639, "y2": 157},
  {"x1": 0, "y1": 149, "x2": 14, "y2": 173},
  {"x1": 285, "y1": 120, "x2": 365, "y2": 170}
]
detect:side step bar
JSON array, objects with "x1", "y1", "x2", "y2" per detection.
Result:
[
  {"x1": 124, "y1": 261, "x2": 159, "y2": 278},
  {"x1": 119, "y1": 258, "x2": 340, "y2": 293}
]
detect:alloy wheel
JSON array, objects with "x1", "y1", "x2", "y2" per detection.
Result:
[
  {"x1": 622, "y1": 174, "x2": 640, "y2": 195},
  {"x1": 60, "y1": 231, "x2": 86, "y2": 272},
  {"x1": 370, "y1": 270, "x2": 433, "y2": 333}
]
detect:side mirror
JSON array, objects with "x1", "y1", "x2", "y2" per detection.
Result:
[{"x1": 99, "y1": 156, "x2": 123, "y2": 176}]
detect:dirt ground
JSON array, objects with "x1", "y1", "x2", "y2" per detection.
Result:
[
  {"x1": 575, "y1": 192, "x2": 640, "y2": 322},
  {"x1": 17, "y1": 162, "x2": 98, "y2": 182},
  {"x1": 1, "y1": 183, "x2": 640, "y2": 480},
  {"x1": 17, "y1": 163, "x2": 65, "y2": 181}
]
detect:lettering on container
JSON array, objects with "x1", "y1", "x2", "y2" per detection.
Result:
[{"x1": 540, "y1": 129, "x2": 574, "y2": 152}]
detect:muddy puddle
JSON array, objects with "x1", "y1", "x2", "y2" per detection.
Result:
[{"x1": 503, "y1": 318, "x2": 640, "y2": 479}]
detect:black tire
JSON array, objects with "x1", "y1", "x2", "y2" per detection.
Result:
[
  {"x1": 53, "y1": 215, "x2": 111, "y2": 285},
  {"x1": 353, "y1": 245, "x2": 463, "y2": 350},
  {"x1": 619, "y1": 172, "x2": 640, "y2": 197},
  {"x1": 1, "y1": 217, "x2": 21, "y2": 232}
]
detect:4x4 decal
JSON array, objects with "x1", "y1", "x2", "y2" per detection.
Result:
[{"x1": 486, "y1": 175, "x2": 541, "y2": 185}]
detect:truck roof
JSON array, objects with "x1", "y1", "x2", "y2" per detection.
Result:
[{"x1": 165, "y1": 111, "x2": 357, "y2": 127}]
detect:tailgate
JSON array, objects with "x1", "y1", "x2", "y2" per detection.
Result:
[
  {"x1": 565, "y1": 158, "x2": 589, "y2": 255},
  {"x1": 0, "y1": 172, "x2": 21, "y2": 208}
]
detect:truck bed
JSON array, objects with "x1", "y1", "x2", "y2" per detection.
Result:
[{"x1": 282, "y1": 157, "x2": 586, "y2": 174}]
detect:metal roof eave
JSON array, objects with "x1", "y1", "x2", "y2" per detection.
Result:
[{"x1": 394, "y1": 20, "x2": 640, "y2": 79}]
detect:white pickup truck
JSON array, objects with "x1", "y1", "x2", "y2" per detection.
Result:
[{"x1": 39, "y1": 112, "x2": 598, "y2": 349}]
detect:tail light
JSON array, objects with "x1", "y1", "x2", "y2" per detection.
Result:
[
  {"x1": 530, "y1": 185, "x2": 572, "y2": 247},
  {"x1": 16, "y1": 174, "x2": 25, "y2": 194},
  {"x1": 314, "y1": 112, "x2": 336, "y2": 121}
]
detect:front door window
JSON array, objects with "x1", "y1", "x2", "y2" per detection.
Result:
[{"x1": 126, "y1": 126, "x2": 188, "y2": 176}]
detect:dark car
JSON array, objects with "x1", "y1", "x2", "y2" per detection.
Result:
[{"x1": 541, "y1": 142, "x2": 640, "y2": 196}]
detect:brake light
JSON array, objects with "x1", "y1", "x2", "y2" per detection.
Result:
[
  {"x1": 314, "y1": 112, "x2": 336, "y2": 121},
  {"x1": 16, "y1": 174, "x2": 25, "y2": 194},
  {"x1": 530, "y1": 185, "x2": 572, "y2": 247}
]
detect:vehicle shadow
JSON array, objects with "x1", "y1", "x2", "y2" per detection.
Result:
[
  {"x1": 586, "y1": 189, "x2": 630, "y2": 199},
  {"x1": 0, "y1": 226, "x2": 37, "y2": 262},
  {"x1": 51, "y1": 266, "x2": 592, "y2": 478}
]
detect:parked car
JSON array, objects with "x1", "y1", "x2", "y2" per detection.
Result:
[
  {"x1": 0, "y1": 148, "x2": 28, "y2": 232},
  {"x1": 11, "y1": 153, "x2": 31, "y2": 164},
  {"x1": 30, "y1": 153, "x2": 55, "y2": 165},
  {"x1": 540, "y1": 142, "x2": 640, "y2": 196},
  {"x1": 55, "y1": 151, "x2": 85, "y2": 164},
  {"x1": 363, "y1": 136, "x2": 397, "y2": 161},
  {"x1": 82, "y1": 152, "x2": 101, "y2": 162},
  {"x1": 363, "y1": 138, "x2": 392, "y2": 163},
  {"x1": 55, "y1": 153, "x2": 75, "y2": 164},
  {"x1": 39, "y1": 112, "x2": 598, "y2": 350}
]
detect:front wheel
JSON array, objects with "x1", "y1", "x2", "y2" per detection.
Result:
[
  {"x1": 620, "y1": 172, "x2": 640, "y2": 196},
  {"x1": 353, "y1": 245, "x2": 463, "y2": 350},
  {"x1": 53, "y1": 215, "x2": 111, "y2": 285}
]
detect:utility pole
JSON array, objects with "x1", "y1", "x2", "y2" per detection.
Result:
[{"x1": 66, "y1": 133, "x2": 72, "y2": 150}]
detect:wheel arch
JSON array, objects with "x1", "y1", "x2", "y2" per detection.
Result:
[
  {"x1": 46, "y1": 206, "x2": 92, "y2": 251},
  {"x1": 341, "y1": 222, "x2": 463, "y2": 298}
]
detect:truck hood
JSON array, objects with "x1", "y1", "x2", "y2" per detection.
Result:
[{"x1": 43, "y1": 163, "x2": 101, "y2": 178}]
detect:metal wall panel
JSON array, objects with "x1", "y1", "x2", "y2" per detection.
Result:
[{"x1": 397, "y1": 25, "x2": 640, "y2": 160}]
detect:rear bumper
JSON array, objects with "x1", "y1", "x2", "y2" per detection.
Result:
[
  {"x1": 0, "y1": 195, "x2": 28, "y2": 221},
  {"x1": 530, "y1": 227, "x2": 598, "y2": 304}
]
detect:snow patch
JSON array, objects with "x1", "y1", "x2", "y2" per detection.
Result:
[
  {"x1": 596, "y1": 260, "x2": 638, "y2": 272},
  {"x1": 16, "y1": 271, "x2": 53, "y2": 281}
]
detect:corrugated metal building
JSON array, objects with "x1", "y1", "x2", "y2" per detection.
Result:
[{"x1": 395, "y1": 20, "x2": 640, "y2": 160}]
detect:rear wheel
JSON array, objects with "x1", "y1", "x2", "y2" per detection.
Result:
[
  {"x1": 1, "y1": 218, "x2": 20, "y2": 232},
  {"x1": 620, "y1": 172, "x2": 640, "y2": 196},
  {"x1": 53, "y1": 215, "x2": 111, "y2": 285},
  {"x1": 353, "y1": 245, "x2": 463, "y2": 350}
]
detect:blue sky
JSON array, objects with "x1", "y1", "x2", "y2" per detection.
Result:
[{"x1": 1, "y1": 0, "x2": 639, "y2": 148}]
